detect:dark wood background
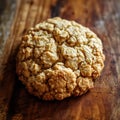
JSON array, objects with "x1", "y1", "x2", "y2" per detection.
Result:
[{"x1": 0, "y1": 0, "x2": 120, "y2": 120}]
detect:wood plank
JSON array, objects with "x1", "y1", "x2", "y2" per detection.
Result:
[
  {"x1": 0, "y1": 0, "x2": 17, "y2": 119},
  {"x1": 0, "y1": 0, "x2": 120, "y2": 120}
]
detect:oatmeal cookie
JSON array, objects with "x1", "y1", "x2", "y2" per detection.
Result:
[{"x1": 16, "y1": 17, "x2": 105, "y2": 100}]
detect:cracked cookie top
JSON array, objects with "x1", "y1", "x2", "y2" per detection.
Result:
[{"x1": 16, "y1": 17, "x2": 105, "y2": 100}]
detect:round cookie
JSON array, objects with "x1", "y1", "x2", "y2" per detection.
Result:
[{"x1": 16, "y1": 17, "x2": 105, "y2": 100}]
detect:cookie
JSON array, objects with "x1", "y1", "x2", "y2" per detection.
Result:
[{"x1": 16, "y1": 17, "x2": 105, "y2": 100}]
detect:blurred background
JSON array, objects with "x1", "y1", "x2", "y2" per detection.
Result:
[{"x1": 0, "y1": 0, "x2": 16, "y2": 54}]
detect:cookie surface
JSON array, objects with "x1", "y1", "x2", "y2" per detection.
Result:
[{"x1": 16, "y1": 17, "x2": 105, "y2": 100}]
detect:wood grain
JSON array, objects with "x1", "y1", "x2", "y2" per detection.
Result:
[{"x1": 0, "y1": 0, "x2": 120, "y2": 120}]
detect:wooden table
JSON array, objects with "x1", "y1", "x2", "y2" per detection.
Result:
[{"x1": 0, "y1": 0, "x2": 120, "y2": 120}]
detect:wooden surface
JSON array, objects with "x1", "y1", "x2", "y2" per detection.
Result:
[{"x1": 0, "y1": 0, "x2": 120, "y2": 120}]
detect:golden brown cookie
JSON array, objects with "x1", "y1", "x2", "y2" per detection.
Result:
[{"x1": 16, "y1": 17, "x2": 105, "y2": 100}]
